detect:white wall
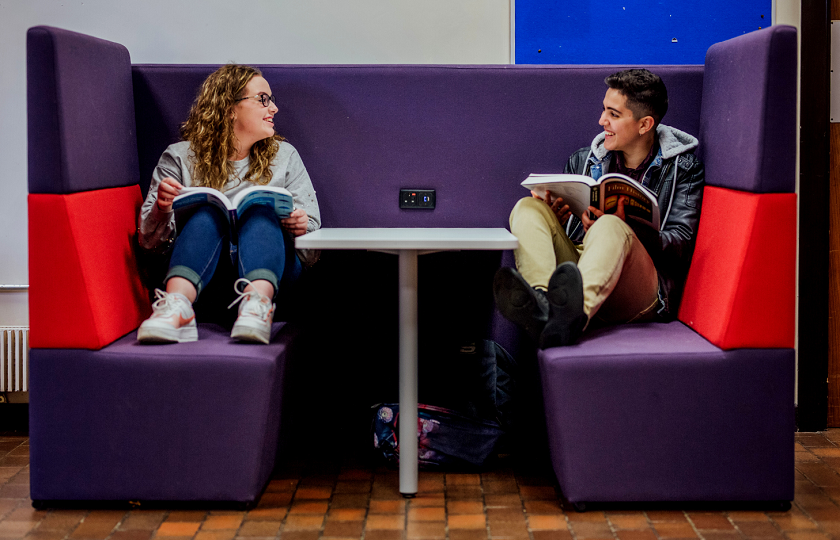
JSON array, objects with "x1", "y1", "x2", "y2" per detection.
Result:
[{"x1": 0, "y1": 0, "x2": 511, "y2": 326}]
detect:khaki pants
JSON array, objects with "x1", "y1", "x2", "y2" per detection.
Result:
[{"x1": 509, "y1": 197, "x2": 659, "y2": 324}]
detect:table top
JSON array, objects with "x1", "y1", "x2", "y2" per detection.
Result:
[{"x1": 295, "y1": 227, "x2": 518, "y2": 251}]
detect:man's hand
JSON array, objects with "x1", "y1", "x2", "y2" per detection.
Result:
[
  {"x1": 530, "y1": 190, "x2": 571, "y2": 226},
  {"x1": 581, "y1": 196, "x2": 627, "y2": 232},
  {"x1": 613, "y1": 196, "x2": 628, "y2": 222},
  {"x1": 281, "y1": 208, "x2": 309, "y2": 237},
  {"x1": 156, "y1": 177, "x2": 184, "y2": 212}
]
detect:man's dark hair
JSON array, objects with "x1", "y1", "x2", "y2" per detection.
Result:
[{"x1": 605, "y1": 69, "x2": 668, "y2": 126}]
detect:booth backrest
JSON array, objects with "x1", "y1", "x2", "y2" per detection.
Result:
[
  {"x1": 129, "y1": 63, "x2": 702, "y2": 354},
  {"x1": 132, "y1": 65, "x2": 704, "y2": 229},
  {"x1": 27, "y1": 26, "x2": 149, "y2": 349},
  {"x1": 27, "y1": 26, "x2": 140, "y2": 194},
  {"x1": 28, "y1": 23, "x2": 797, "y2": 353},
  {"x1": 678, "y1": 25, "x2": 797, "y2": 350},
  {"x1": 698, "y1": 25, "x2": 797, "y2": 194}
]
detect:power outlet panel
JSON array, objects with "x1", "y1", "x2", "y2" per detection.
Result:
[{"x1": 399, "y1": 189, "x2": 435, "y2": 209}]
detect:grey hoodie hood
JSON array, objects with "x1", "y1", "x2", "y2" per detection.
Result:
[{"x1": 590, "y1": 124, "x2": 699, "y2": 162}]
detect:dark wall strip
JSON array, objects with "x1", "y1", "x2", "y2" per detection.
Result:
[{"x1": 797, "y1": 0, "x2": 831, "y2": 431}]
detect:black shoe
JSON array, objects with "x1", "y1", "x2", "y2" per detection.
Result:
[
  {"x1": 540, "y1": 262, "x2": 588, "y2": 348},
  {"x1": 493, "y1": 267, "x2": 549, "y2": 343}
]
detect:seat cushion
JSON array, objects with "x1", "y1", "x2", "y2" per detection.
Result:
[
  {"x1": 538, "y1": 321, "x2": 794, "y2": 503},
  {"x1": 29, "y1": 322, "x2": 296, "y2": 503}
]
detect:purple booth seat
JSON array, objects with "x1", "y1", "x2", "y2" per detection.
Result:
[
  {"x1": 29, "y1": 323, "x2": 296, "y2": 504},
  {"x1": 539, "y1": 323, "x2": 794, "y2": 505},
  {"x1": 27, "y1": 21, "x2": 793, "y2": 507},
  {"x1": 26, "y1": 26, "x2": 301, "y2": 506},
  {"x1": 537, "y1": 25, "x2": 797, "y2": 507}
]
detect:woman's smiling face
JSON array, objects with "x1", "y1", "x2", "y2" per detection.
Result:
[{"x1": 232, "y1": 76, "x2": 278, "y2": 157}]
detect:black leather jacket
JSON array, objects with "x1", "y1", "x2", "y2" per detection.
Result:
[{"x1": 564, "y1": 126, "x2": 705, "y2": 319}]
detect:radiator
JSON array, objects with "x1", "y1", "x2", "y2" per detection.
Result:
[{"x1": 0, "y1": 326, "x2": 28, "y2": 392}]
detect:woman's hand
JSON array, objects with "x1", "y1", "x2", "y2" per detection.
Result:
[
  {"x1": 281, "y1": 208, "x2": 309, "y2": 237},
  {"x1": 531, "y1": 190, "x2": 571, "y2": 226},
  {"x1": 156, "y1": 177, "x2": 184, "y2": 212},
  {"x1": 581, "y1": 196, "x2": 627, "y2": 232}
]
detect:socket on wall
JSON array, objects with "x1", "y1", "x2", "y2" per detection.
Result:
[{"x1": 399, "y1": 189, "x2": 435, "y2": 209}]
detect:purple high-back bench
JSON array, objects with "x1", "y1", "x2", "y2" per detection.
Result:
[
  {"x1": 537, "y1": 26, "x2": 797, "y2": 508},
  {"x1": 27, "y1": 24, "x2": 794, "y2": 506}
]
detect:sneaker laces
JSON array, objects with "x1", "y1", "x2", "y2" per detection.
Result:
[
  {"x1": 150, "y1": 289, "x2": 186, "y2": 317},
  {"x1": 228, "y1": 278, "x2": 272, "y2": 318}
]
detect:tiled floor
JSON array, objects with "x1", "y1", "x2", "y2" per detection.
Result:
[{"x1": 2, "y1": 431, "x2": 840, "y2": 540}]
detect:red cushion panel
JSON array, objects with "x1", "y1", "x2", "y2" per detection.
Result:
[
  {"x1": 678, "y1": 187, "x2": 796, "y2": 350},
  {"x1": 29, "y1": 186, "x2": 151, "y2": 349}
]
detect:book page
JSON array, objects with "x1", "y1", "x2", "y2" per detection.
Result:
[
  {"x1": 232, "y1": 186, "x2": 294, "y2": 220},
  {"x1": 521, "y1": 174, "x2": 597, "y2": 219},
  {"x1": 172, "y1": 187, "x2": 234, "y2": 225}
]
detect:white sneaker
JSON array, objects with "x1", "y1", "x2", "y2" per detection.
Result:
[
  {"x1": 228, "y1": 278, "x2": 275, "y2": 344},
  {"x1": 137, "y1": 289, "x2": 198, "y2": 343}
]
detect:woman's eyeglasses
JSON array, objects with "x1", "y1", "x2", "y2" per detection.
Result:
[{"x1": 235, "y1": 94, "x2": 276, "y2": 107}]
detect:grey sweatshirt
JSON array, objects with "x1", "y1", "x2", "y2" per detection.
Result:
[{"x1": 138, "y1": 140, "x2": 321, "y2": 266}]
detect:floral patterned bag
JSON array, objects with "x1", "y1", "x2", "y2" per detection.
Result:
[{"x1": 372, "y1": 402, "x2": 505, "y2": 469}]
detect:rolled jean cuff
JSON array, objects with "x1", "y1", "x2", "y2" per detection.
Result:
[
  {"x1": 243, "y1": 269, "x2": 279, "y2": 298},
  {"x1": 166, "y1": 265, "x2": 204, "y2": 298}
]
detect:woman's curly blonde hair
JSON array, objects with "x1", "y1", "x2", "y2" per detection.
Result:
[{"x1": 180, "y1": 64, "x2": 284, "y2": 191}]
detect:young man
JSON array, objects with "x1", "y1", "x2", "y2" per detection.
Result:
[{"x1": 494, "y1": 69, "x2": 705, "y2": 347}]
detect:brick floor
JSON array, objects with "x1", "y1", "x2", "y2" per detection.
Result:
[{"x1": 2, "y1": 432, "x2": 840, "y2": 539}]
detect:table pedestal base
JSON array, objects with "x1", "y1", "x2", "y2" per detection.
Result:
[{"x1": 399, "y1": 250, "x2": 418, "y2": 497}]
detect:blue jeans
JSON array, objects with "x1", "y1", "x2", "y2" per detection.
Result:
[{"x1": 166, "y1": 205, "x2": 302, "y2": 299}]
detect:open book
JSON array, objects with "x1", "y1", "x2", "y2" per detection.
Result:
[
  {"x1": 172, "y1": 185, "x2": 295, "y2": 242},
  {"x1": 521, "y1": 173, "x2": 660, "y2": 230}
]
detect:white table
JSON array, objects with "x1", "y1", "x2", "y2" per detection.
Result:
[{"x1": 296, "y1": 228, "x2": 518, "y2": 496}]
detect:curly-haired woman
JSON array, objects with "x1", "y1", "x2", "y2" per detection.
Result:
[{"x1": 137, "y1": 64, "x2": 320, "y2": 344}]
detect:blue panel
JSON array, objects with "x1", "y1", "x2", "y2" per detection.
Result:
[{"x1": 516, "y1": 0, "x2": 771, "y2": 64}]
